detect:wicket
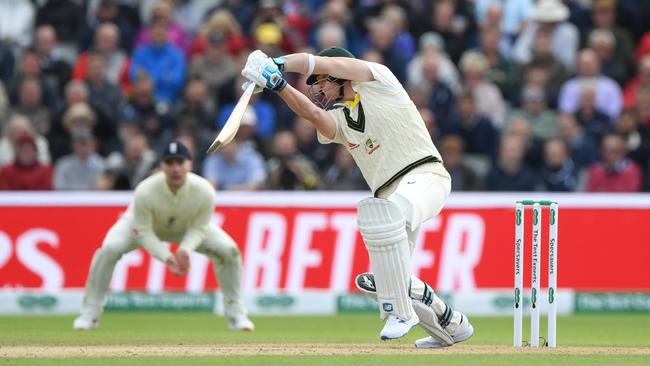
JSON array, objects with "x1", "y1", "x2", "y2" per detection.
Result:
[{"x1": 514, "y1": 200, "x2": 558, "y2": 348}]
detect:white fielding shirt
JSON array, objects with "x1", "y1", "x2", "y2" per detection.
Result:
[
  {"x1": 121, "y1": 171, "x2": 216, "y2": 262},
  {"x1": 318, "y1": 61, "x2": 448, "y2": 194}
]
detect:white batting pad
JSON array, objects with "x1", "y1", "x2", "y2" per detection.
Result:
[{"x1": 357, "y1": 198, "x2": 416, "y2": 321}]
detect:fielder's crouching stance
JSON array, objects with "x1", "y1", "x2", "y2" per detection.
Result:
[
  {"x1": 73, "y1": 141, "x2": 254, "y2": 332},
  {"x1": 241, "y1": 47, "x2": 473, "y2": 348}
]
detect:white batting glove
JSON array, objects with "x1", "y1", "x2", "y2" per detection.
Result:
[{"x1": 241, "y1": 50, "x2": 287, "y2": 92}]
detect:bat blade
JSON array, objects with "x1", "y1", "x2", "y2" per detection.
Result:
[{"x1": 206, "y1": 81, "x2": 256, "y2": 155}]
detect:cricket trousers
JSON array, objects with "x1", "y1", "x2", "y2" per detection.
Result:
[{"x1": 79, "y1": 217, "x2": 246, "y2": 319}]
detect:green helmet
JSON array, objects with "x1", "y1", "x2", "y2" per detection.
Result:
[{"x1": 305, "y1": 47, "x2": 355, "y2": 85}]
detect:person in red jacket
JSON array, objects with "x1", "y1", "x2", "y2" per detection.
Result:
[
  {"x1": 0, "y1": 134, "x2": 53, "y2": 190},
  {"x1": 586, "y1": 132, "x2": 642, "y2": 192}
]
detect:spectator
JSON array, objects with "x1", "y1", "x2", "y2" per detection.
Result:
[
  {"x1": 574, "y1": 81, "x2": 612, "y2": 143},
  {"x1": 0, "y1": 41, "x2": 16, "y2": 86},
  {"x1": 323, "y1": 145, "x2": 367, "y2": 191},
  {"x1": 476, "y1": 25, "x2": 519, "y2": 101},
  {"x1": 635, "y1": 84, "x2": 650, "y2": 132},
  {"x1": 84, "y1": 53, "x2": 124, "y2": 124},
  {"x1": 0, "y1": 80, "x2": 7, "y2": 121},
  {"x1": 615, "y1": 108, "x2": 650, "y2": 187},
  {"x1": 267, "y1": 131, "x2": 321, "y2": 190},
  {"x1": 72, "y1": 23, "x2": 131, "y2": 94},
  {"x1": 53, "y1": 128, "x2": 104, "y2": 190},
  {"x1": 0, "y1": 114, "x2": 50, "y2": 167},
  {"x1": 419, "y1": 52, "x2": 455, "y2": 125},
  {"x1": 623, "y1": 55, "x2": 650, "y2": 109},
  {"x1": 417, "y1": 0, "x2": 475, "y2": 64},
  {"x1": 408, "y1": 32, "x2": 462, "y2": 95},
  {"x1": 439, "y1": 135, "x2": 484, "y2": 191},
  {"x1": 380, "y1": 5, "x2": 416, "y2": 63},
  {"x1": 314, "y1": 21, "x2": 346, "y2": 51},
  {"x1": 188, "y1": 9, "x2": 246, "y2": 59},
  {"x1": 557, "y1": 113, "x2": 599, "y2": 172},
  {"x1": 174, "y1": 79, "x2": 216, "y2": 134},
  {"x1": 521, "y1": 30, "x2": 570, "y2": 107},
  {"x1": 459, "y1": 51, "x2": 506, "y2": 127},
  {"x1": 0, "y1": 0, "x2": 36, "y2": 48},
  {"x1": 558, "y1": 49, "x2": 623, "y2": 120},
  {"x1": 540, "y1": 138, "x2": 578, "y2": 191},
  {"x1": 444, "y1": 92, "x2": 498, "y2": 160},
  {"x1": 474, "y1": 0, "x2": 534, "y2": 51},
  {"x1": 586, "y1": 132, "x2": 642, "y2": 192},
  {"x1": 505, "y1": 84, "x2": 558, "y2": 142},
  {"x1": 80, "y1": 0, "x2": 136, "y2": 53},
  {"x1": 309, "y1": 0, "x2": 363, "y2": 56},
  {"x1": 0, "y1": 134, "x2": 52, "y2": 190},
  {"x1": 130, "y1": 22, "x2": 186, "y2": 106},
  {"x1": 293, "y1": 116, "x2": 332, "y2": 170},
  {"x1": 100, "y1": 133, "x2": 156, "y2": 190},
  {"x1": 512, "y1": 0, "x2": 579, "y2": 71},
  {"x1": 134, "y1": 0, "x2": 190, "y2": 53},
  {"x1": 589, "y1": 0, "x2": 635, "y2": 71},
  {"x1": 8, "y1": 48, "x2": 59, "y2": 109},
  {"x1": 48, "y1": 81, "x2": 114, "y2": 159},
  {"x1": 8, "y1": 77, "x2": 51, "y2": 135},
  {"x1": 35, "y1": 0, "x2": 83, "y2": 56},
  {"x1": 486, "y1": 135, "x2": 538, "y2": 191},
  {"x1": 507, "y1": 116, "x2": 544, "y2": 169},
  {"x1": 188, "y1": 30, "x2": 237, "y2": 100},
  {"x1": 588, "y1": 29, "x2": 628, "y2": 87},
  {"x1": 117, "y1": 75, "x2": 172, "y2": 148},
  {"x1": 250, "y1": 0, "x2": 301, "y2": 55},
  {"x1": 33, "y1": 25, "x2": 72, "y2": 96},
  {"x1": 216, "y1": 78, "x2": 277, "y2": 139},
  {"x1": 202, "y1": 136, "x2": 267, "y2": 191}
]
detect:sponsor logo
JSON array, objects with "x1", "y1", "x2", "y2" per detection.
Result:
[
  {"x1": 516, "y1": 209, "x2": 522, "y2": 226},
  {"x1": 549, "y1": 288, "x2": 555, "y2": 304},
  {"x1": 382, "y1": 303, "x2": 393, "y2": 312},
  {"x1": 533, "y1": 209, "x2": 539, "y2": 225},
  {"x1": 531, "y1": 288, "x2": 537, "y2": 308},
  {"x1": 106, "y1": 292, "x2": 214, "y2": 311},
  {"x1": 575, "y1": 293, "x2": 650, "y2": 313},
  {"x1": 256, "y1": 295, "x2": 295, "y2": 308},
  {"x1": 18, "y1": 295, "x2": 58, "y2": 310},
  {"x1": 348, "y1": 142, "x2": 360, "y2": 150},
  {"x1": 550, "y1": 209, "x2": 556, "y2": 225},
  {"x1": 337, "y1": 294, "x2": 377, "y2": 312},
  {"x1": 514, "y1": 288, "x2": 521, "y2": 308}
]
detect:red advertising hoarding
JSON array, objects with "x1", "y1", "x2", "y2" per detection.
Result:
[{"x1": 1, "y1": 193, "x2": 649, "y2": 292}]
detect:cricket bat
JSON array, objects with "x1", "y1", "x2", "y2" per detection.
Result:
[{"x1": 206, "y1": 81, "x2": 256, "y2": 155}]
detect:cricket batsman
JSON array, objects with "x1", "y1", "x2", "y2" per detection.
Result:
[
  {"x1": 73, "y1": 141, "x2": 254, "y2": 332},
  {"x1": 240, "y1": 47, "x2": 473, "y2": 348}
]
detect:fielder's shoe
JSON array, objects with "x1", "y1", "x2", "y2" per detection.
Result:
[
  {"x1": 228, "y1": 314, "x2": 255, "y2": 332},
  {"x1": 73, "y1": 314, "x2": 99, "y2": 330},
  {"x1": 380, "y1": 314, "x2": 419, "y2": 340},
  {"x1": 414, "y1": 311, "x2": 474, "y2": 349}
]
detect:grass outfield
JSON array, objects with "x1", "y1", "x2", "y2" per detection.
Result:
[{"x1": 1, "y1": 313, "x2": 649, "y2": 365}]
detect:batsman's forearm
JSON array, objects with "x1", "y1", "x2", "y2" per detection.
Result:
[
  {"x1": 280, "y1": 53, "x2": 310, "y2": 74},
  {"x1": 278, "y1": 85, "x2": 336, "y2": 139}
]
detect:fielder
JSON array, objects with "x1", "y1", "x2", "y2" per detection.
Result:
[
  {"x1": 73, "y1": 141, "x2": 254, "y2": 332},
  {"x1": 241, "y1": 47, "x2": 473, "y2": 348}
]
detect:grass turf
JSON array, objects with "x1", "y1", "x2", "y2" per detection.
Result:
[{"x1": 1, "y1": 313, "x2": 649, "y2": 365}]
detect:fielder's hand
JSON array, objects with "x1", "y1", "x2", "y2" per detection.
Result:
[
  {"x1": 166, "y1": 256, "x2": 185, "y2": 276},
  {"x1": 242, "y1": 50, "x2": 286, "y2": 92},
  {"x1": 175, "y1": 250, "x2": 191, "y2": 275}
]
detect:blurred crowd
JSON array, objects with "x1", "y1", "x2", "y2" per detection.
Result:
[{"x1": 0, "y1": 0, "x2": 649, "y2": 192}]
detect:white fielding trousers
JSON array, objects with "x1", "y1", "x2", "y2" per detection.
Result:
[{"x1": 80, "y1": 217, "x2": 246, "y2": 319}]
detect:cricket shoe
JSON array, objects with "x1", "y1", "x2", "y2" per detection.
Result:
[
  {"x1": 228, "y1": 314, "x2": 255, "y2": 332},
  {"x1": 73, "y1": 313, "x2": 99, "y2": 330},
  {"x1": 414, "y1": 311, "x2": 474, "y2": 349},
  {"x1": 380, "y1": 314, "x2": 419, "y2": 340}
]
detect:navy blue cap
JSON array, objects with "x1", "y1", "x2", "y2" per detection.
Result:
[{"x1": 161, "y1": 141, "x2": 191, "y2": 161}]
